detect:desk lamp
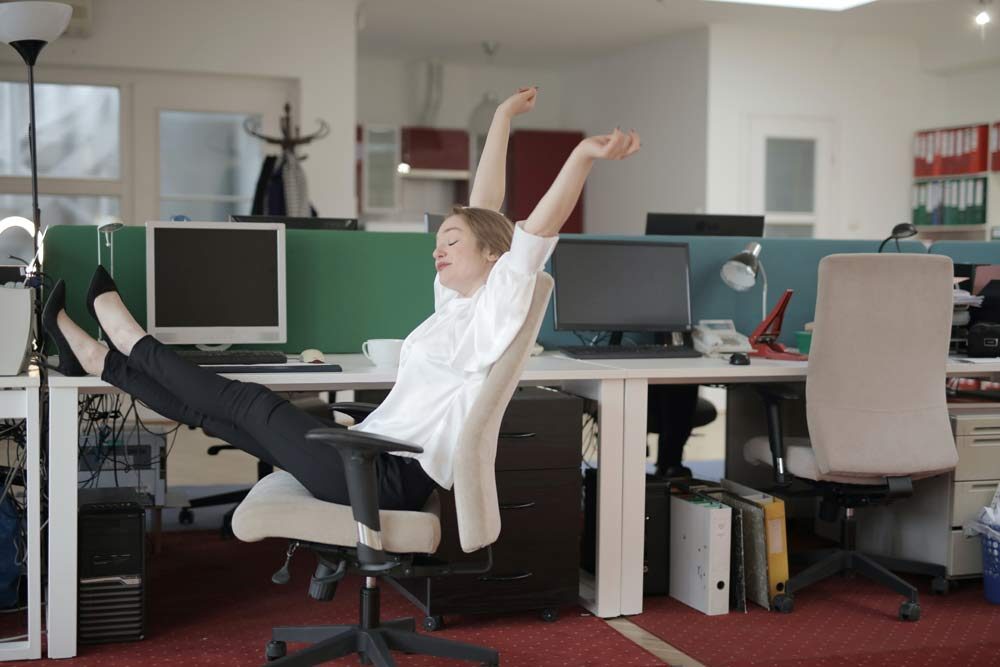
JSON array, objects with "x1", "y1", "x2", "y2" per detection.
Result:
[
  {"x1": 878, "y1": 222, "x2": 918, "y2": 253},
  {"x1": 721, "y1": 242, "x2": 806, "y2": 361}
]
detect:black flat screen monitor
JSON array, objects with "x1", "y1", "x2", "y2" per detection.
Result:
[
  {"x1": 424, "y1": 213, "x2": 446, "y2": 234},
  {"x1": 551, "y1": 239, "x2": 691, "y2": 332},
  {"x1": 230, "y1": 215, "x2": 358, "y2": 231},
  {"x1": 646, "y1": 213, "x2": 764, "y2": 237}
]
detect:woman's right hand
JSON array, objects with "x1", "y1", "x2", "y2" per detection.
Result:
[
  {"x1": 498, "y1": 87, "x2": 538, "y2": 118},
  {"x1": 575, "y1": 128, "x2": 641, "y2": 161}
]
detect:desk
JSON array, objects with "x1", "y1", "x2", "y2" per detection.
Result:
[
  {"x1": 44, "y1": 353, "x2": 627, "y2": 659},
  {"x1": 43, "y1": 353, "x2": 1000, "y2": 657},
  {"x1": 0, "y1": 370, "x2": 41, "y2": 662},
  {"x1": 597, "y1": 355, "x2": 1000, "y2": 617}
]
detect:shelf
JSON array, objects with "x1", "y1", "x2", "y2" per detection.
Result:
[
  {"x1": 914, "y1": 172, "x2": 991, "y2": 182},
  {"x1": 400, "y1": 168, "x2": 470, "y2": 181}
]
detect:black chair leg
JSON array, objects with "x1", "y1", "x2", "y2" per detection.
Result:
[
  {"x1": 359, "y1": 630, "x2": 397, "y2": 667},
  {"x1": 786, "y1": 550, "x2": 848, "y2": 594},
  {"x1": 851, "y1": 552, "x2": 919, "y2": 604},
  {"x1": 381, "y1": 628, "x2": 499, "y2": 664},
  {"x1": 269, "y1": 628, "x2": 359, "y2": 666},
  {"x1": 272, "y1": 625, "x2": 353, "y2": 644}
]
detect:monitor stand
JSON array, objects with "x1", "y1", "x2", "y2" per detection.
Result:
[{"x1": 196, "y1": 343, "x2": 232, "y2": 352}]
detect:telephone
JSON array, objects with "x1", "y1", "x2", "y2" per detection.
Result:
[{"x1": 692, "y1": 319, "x2": 752, "y2": 356}]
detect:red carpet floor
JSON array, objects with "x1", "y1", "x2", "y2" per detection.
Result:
[
  {"x1": 632, "y1": 575, "x2": 1000, "y2": 667},
  {"x1": 24, "y1": 531, "x2": 662, "y2": 666}
]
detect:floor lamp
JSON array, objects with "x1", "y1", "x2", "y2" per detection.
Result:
[{"x1": 0, "y1": 1, "x2": 73, "y2": 352}]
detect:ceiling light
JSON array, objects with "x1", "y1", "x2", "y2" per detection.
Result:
[
  {"x1": 976, "y1": 9, "x2": 991, "y2": 24},
  {"x1": 703, "y1": 0, "x2": 877, "y2": 10}
]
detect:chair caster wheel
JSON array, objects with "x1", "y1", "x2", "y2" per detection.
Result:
[
  {"x1": 931, "y1": 576, "x2": 951, "y2": 595},
  {"x1": 423, "y1": 615, "x2": 444, "y2": 632},
  {"x1": 540, "y1": 608, "x2": 558, "y2": 622},
  {"x1": 899, "y1": 601, "x2": 920, "y2": 622},
  {"x1": 771, "y1": 594, "x2": 794, "y2": 614},
  {"x1": 178, "y1": 508, "x2": 194, "y2": 525},
  {"x1": 265, "y1": 640, "x2": 286, "y2": 661}
]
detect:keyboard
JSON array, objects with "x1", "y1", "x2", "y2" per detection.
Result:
[
  {"x1": 560, "y1": 345, "x2": 702, "y2": 360},
  {"x1": 207, "y1": 364, "x2": 342, "y2": 374},
  {"x1": 176, "y1": 349, "x2": 288, "y2": 366}
]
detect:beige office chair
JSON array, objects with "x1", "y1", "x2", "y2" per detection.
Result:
[
  {"x1": 232, "y1": 273, "x2": 554, "y2": 666},
  {"x1": 743, "y1": 254, "x2": 958, "y2": 622}
]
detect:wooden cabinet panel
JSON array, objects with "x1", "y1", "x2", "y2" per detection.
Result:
[{"x1": 401, "y1": 127, "x2": 469, "y2": 171}]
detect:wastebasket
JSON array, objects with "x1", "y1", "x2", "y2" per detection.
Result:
[{"x1": 984, "y1": 532, "x2": 1000, "y2": 605}]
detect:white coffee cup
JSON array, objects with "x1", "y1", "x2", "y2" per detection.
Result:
[{"x1": 362, "y1": 339, "x2": 404, "y2": 367}]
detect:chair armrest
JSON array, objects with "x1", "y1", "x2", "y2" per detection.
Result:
[
  {"x1": 206, "y1": 444, "x2": 236, "y2": 456},
  {"x1": 751, "y1": 383, "x2": 803, "y2": 487},
  {"x1": 305, "y1": 428, "x2": 423, "y2": 566},
  {"x1": 328, "y1": 402, "x2": 379, "y2": 422}
]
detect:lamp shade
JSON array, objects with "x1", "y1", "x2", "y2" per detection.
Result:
[
  {"x1": 0, "y1": 2, "x2": 72, "y2": 44},
  {"x1": 721, "y1": 241, "x2": 762, "y2": 291}
]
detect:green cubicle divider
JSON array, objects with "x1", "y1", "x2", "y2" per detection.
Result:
[
  {"x1": 45, "y1": 224, "x2": 953, "y2": 355},
  {"x1": 929, "y1": 240, "x2": 1000, "y2": 266},
  {"x1": 43, "y1": 225, "x2": 437, "y2": 354},
  {"x1": 535, "y1": 235, "x2": 927, "y2": 349}
]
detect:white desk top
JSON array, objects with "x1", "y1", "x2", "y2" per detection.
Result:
[
  {"x1": 43, "y1": 352, "x2": 1000, "y2": 391},
  {"x1": 0, "y1": 366, "x2": 41, "y2": 389},
  {"x1": 45, "y1": 352, "x2": 623, "y2": 391}
]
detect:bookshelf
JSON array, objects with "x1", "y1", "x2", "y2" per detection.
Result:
[{"x1": 911, "y1": 123, "x2": 999, "y2": 241}]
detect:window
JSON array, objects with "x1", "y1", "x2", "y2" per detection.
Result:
[
  {"x1": 0, "y1": 81, "x2": 122, "y2": 233},
  {"x1": 158, "y1": 110, "x2": 262, "y2": 221}
]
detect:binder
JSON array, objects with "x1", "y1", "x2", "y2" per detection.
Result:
[
  {"x1": 669, "y1": 494, "x2": 731, "y2": 615},
  {"x1": 721, "y1": 480, "x2": 789, "y2": 604}
]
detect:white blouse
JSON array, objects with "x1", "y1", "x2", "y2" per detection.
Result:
[{"x1": 351, "y1": 225, "x2": 558, "y2": 489}]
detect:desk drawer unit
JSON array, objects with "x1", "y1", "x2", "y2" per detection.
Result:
[
  {"x1": 391, "y1": 387, "x2": 582, "y2": 627},
  {"x1": 949, "y1": 412, "x2": 1000, "y2": 577}
]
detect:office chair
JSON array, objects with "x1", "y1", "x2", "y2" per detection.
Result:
[
  {"x1": 231, "y1": 273, "x2": 554, "y2": 666},
  {"x1": 743, "y1": 254, "x2": 958, "y2": 622}
]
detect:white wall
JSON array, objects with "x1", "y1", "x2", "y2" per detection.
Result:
[
  {"x1": 917, "y1": 65, "x2": 1000, "y2": 128},
  {"x1": 560, "y1": 29, "x2": 710, "y2": 235},
  {"x1": 357, "y1": 57, "x2": 567, "y2": 129},
  {"x1": 705, "y1": 24, "x2": 925, "y2": 240},
  {"x1": 0, "y1": 0, "x2": 358, "y2": 217}
]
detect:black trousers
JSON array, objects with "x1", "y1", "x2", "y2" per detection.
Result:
[
  {"x1": 646, "y1": 384, "x2": 700, "y2": 470},
  {"x1": 101, "y1": 335, "x2": 437, "y2": 511}
]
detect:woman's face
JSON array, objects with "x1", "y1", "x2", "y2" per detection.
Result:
[{"x1": 433, "y1": 215, "x2": 499, "y2": 297}]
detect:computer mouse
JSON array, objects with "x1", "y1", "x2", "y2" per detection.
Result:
[
  {"x1": 301, "y1": 348, "x2": 325, "y2": 364},
  {"x1": 531, "y1": 343, "x2": 544, "y2": 356},
  {"x1": 729, "y1": 352, "x2": 750, "y2": 366}
]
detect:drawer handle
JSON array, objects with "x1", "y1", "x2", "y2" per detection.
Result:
[
  {"x1": 499, "y1": 501, "x2": 536, "y2": 510},
  {"x1": 478, "y1": 572, "x2": 533, "y2": 582},
  {"x1": 499, "y1": 432, "x2": 537, "y2": 439},
  {"x1": 969, "y1": 438, "x2": 1000, "y2": 447}
]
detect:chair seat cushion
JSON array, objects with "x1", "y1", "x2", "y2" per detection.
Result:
[
  {"x1": 743, "y1": 436, "x2": 904, "y2": 485},
  {"x1": 232, "y1": 471, "x2": 441, "y2": 554}
]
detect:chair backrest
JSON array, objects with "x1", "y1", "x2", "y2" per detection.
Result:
[
  {"x1": 806, "y1": 254, "x2": 958, "y2": 479},
  {"x1": 452, "y1": 272, "x2": 554, "y2": 553}
]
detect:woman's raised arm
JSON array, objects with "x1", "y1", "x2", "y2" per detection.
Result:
[{"x1": 468, "y1": 87, "x2": 537, "y2": 211}]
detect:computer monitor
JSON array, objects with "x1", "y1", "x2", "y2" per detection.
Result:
[
  {"x1": 424, "y1": 212, "x2": 446, "y2": 234},
  {"x1": 229, "y1": 214, "x2": 358, "y2": 231},
  {"x1": 145, "y1": 221, "x2": 286, "y2": 345},
  {"x1": 645, "y1": 213, "x2": 764, "y2": 237},
  {"x1": 551, "y1": 239, "x2": 691, "y2": 333}
]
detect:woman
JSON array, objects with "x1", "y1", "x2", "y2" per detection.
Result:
[{"x1": 42, "y1": 87, "x2": 640, "y2": 512}]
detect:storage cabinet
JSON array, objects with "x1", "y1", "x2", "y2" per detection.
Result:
[
  {"x1": 400, "y1": 127, "x2": 470, "y2": 175},
  {"x1": 390, "y1": 386, "x2": 582, "y2": 627},
  {"x1": 855, "y1": 406, "x2": 1000, "y2": 581},
  {"x1": 507, "y1": 130, "x2": 585, "y2": 233}
]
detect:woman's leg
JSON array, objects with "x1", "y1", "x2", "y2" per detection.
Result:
[{"x1": 101, "y1": 350, "x2": 281, "y2": 468}]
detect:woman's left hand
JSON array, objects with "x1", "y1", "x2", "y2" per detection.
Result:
[
  {"x1": 576, "y1": 128, "x2": 641, "y2": 161},
  {"x1": 498, "y1": 87, "x2": 538, "y2": 118}
]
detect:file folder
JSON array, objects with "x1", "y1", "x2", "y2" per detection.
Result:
[
  {"x1": 721, "y1": 480, "x2": 789, "y2": 604},
  {"x1": 670, "y1": 494, "x2": 731, "y2": 616}
]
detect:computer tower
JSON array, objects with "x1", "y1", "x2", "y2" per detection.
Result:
[
  {"x1": 581, "y1": 469, "x2": 671, "y2": 595},
  {"x1": 78, "y1": 488, "x2": 146, "y2": 644}
]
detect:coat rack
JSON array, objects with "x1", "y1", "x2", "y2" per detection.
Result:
[{"x1": 243, "y1": 102, "x2": 329, "y2": 160}]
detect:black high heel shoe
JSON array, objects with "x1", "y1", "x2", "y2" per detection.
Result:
[
  {"x1": 41, "y1": 280, "x2": 87, "y2": 377},
  {"x1": 87, "y1": 265, "x2": 120, "y2": 353}
]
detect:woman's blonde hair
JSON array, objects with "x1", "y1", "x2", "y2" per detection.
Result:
[{"x1": 450, "y1": 205, "x2": 514, "y2": 258}]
